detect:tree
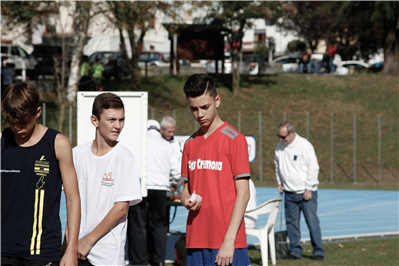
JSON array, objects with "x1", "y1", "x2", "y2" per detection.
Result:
[
  {"x1": 106, "y1": 1, "x2": 182, "y2": 91},
  {"x1": 277, "y1": 1, "x2": 339, "y2": 52},
  {"x1": 1, "y1": 1, "x2": 104, "y2": 132},
  {"x1": 1, "y1": 1, "x2": 42, "y2": 38},
  {"x1": 198, "y1": 1, "x2": 292, "y2": 95},
  {"x1": 337, "y1": 1, "x2": 398, "y2": 76},
  {"x1": 279, "y1": 1, "x2": 398, "y2": 76},
  {"x1": 286, "y1": 40, "x2": 307, "y2": 54},
  {"x1": 36, "y1": 1, "x2": 102, "y2": 132}
]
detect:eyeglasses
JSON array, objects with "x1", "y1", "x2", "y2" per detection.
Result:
[{"x1": 277, "y1": 133, "x2": 290, "y2": 139}]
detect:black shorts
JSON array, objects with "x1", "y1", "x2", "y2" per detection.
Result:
[
  {"x1": 1, "y1": 255, "x2": 59, "y2": 266},
  {"x1": 78, "y1": 259, "x2": 94, "y2": 266}
]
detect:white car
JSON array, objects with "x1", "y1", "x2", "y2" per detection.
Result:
[
  {"x1": 1, "y1": 43, "x2": 38, "y2": 80},
  {"x1": 206, "y1": 54, "x2": 255, "y2": 75},
  {"x1": 206, "y1": 53, "x2": 233, "y2": 74},
  {"x1": 335, "y1": 60, "x2": 369, "y2": 75},
  {"x1": 271, "y1": 55, "x2": 302, "y2": 73}
]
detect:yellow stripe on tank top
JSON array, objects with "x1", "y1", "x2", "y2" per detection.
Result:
[
  {"x1": 30, "y1": 189, "x2": 39, "y2": 255},
  {"x1": 36, "y1": 189, "x2": 45, "y2": 254}
]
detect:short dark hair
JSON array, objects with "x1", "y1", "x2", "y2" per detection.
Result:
[
  {"x1": 92, "y1": 93, "x2": 124, "y2": 119},
  {"x1": 1, "y1": 82, "x2": 40, "y2": 124},
  {"x1": 183, "y1": 74, "x2": 217, "y2": 98}
]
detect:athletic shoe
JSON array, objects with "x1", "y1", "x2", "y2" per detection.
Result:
[
  {"x1": 314, "y1": 255, "x2": 324, "y2": 261},
  {"x1": 287, "y1": 254, "x2": 301, "y2": 260}
]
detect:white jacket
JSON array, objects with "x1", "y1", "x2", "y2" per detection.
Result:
[
  {"x1": 168, "y1": 136, "x2": 182, "y2": 165},
  {"x1": 274, "y1": 133, "x2": 319, "y2": 193},
  {"x1": 147, "y1": 129, "x2": 181, "y2": 190}
]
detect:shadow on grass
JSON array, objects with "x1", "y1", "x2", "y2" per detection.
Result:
[{"x1": 208, "y1": 74, "x2": 278, "y2": 92}]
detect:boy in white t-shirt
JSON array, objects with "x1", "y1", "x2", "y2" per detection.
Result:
[{"x1": 72, "y1": 93, "x2": 142, "y2": 266}]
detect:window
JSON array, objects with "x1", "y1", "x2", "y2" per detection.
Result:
[
  {"x1": 11, "y1": 47, "x2": 19, "y2": 56},
  {"x1": 17, "y1": 47, "x2": 28, "y2": 57},
  {"x1": 1, "y1": 46, "x2": 8, "y2": 54}
]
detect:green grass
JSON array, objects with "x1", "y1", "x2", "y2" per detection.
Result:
[
  {"x1": 138, "y1": 73, "x2": 398, "y2": 186},
  {"x1": 2, "y1": 73, "x2": 397, "y2": 187},
  {"x1": 247, "y1": 237, "x2": 399, "y2": 266},
  {"x1": 164, "y1": 237, "x2": 399, "y2": 266}
]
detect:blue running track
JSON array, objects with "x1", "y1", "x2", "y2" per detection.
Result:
[{"x1": 60, "y1": 188, "x2": 399, "y2": 245}]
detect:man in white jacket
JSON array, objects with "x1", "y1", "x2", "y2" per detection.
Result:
[
  {"x1": 128, "y1": 120, "x2": 181, "y2": 266},
  {"x1": 160, "y1": 116, "x2": 182, "y2": 165},
  {"x1": 274, "y1": 122, "x2": 325, "y2": 261}
]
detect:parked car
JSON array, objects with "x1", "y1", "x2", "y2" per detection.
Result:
[
  {"x1": 369, "y1": 62, "x2": 383, "y2": 73},
  {"x1": 272, "y1": 53, "x2": 348, "y2": 74},
  {"x1": 271, "y1": 55, "x2": 302, "y2": 73},
  {"x1": 244, "y1": 54, "x2": 272, "y2": 75},
  {"x1": 138, "y1": 51, "x2": 163, "y2": 67},
  {"x1": 30, "y1": 44, "x2": 74, "y2": 77},
  {"x1": 1, "y1": 43, "x2": 38, "y2": 80},
  {"x1": 89, "y1": 51, "x2": 130, "y2": 79},
  {"x1": 206, "y1": 53, "x2": 255, "y2": 75},
  {"x1": 206, "y1": 53, "x2": 233, "y2": 74},
  {"x1": 335, "y1": 60, "x2": 370, "y2": 75}
]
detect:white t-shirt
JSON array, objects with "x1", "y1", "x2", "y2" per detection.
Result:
[
  {"x1": 73, "y1": 142, "x2": 142, "y2": 266},
  {"x1": 244, "y1": 179, "x2": 258, "y2": 229}
]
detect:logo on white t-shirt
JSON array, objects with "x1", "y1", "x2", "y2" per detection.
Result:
[
  {"x1": 102, "y1": 172, "x2": 114, "y2": 187},
  {"x1": 188, "y1": 159, "x2": 223, "y2": 172}
]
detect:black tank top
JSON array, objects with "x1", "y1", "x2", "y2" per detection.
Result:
[{"x1": 1, "y1": 127, "x2": 63, "y2": 261}]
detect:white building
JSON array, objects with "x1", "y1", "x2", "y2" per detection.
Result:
[{"x1": 1, "y1": 2, "x2": 301, "y2": 60}]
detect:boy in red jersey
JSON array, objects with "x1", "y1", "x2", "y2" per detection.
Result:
[{"x1": 180, "y1": 74, "x2": 251, "y2": 266}]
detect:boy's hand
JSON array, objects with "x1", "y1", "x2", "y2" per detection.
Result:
[
  {"x1": 77, "y1": 236, "x2": 94, "y2": 260},
  {"x1": 215, "y1": 239, "x2": 234, "y2": 266},
  {"x1": 60, "y1": 248, "x2": 78, "y2": 266},
  {"x1": 182, "y1": 190, "x2": 202, "y2": 211}
]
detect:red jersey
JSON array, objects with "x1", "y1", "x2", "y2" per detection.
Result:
[{"x1": 181, "y1": 121, "x2": 250, "y2": 249}]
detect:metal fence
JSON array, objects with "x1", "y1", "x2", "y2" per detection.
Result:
[
  {"x1": 37, "y1": 103, "x2": 397, "y2": 184},
  {"x1": 148, "y1": 108, "x2": 398, "y2": 184}
]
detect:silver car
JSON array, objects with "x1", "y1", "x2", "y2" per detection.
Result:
[{"x1": 1, "y1": 44, "x2": 38, "y2": 80}]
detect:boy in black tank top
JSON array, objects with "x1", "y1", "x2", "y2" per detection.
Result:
[{"x1": 1, "y1": 82, "x2": 81, "y2": 266}]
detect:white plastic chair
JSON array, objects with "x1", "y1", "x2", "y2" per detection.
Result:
[{"x1": 245, "y1": 198, "x2": 283, "y2": 266}]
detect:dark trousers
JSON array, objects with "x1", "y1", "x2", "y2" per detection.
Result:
[
  {"x1": 78, "y1": 259, "x2": 94, "y2": 266},
  {"x1": 1, "y1": 256, "x2": 59, "y2": 266},
  {"x1": 284, "y1": 191, "x2": 325, "y2": 258},
  {"x1": 127, "y1": 189, "x2": 167, "y2": 265}
]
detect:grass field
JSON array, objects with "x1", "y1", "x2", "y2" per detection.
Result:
[
  {"x1": 247, "y1": 237, "x2": 399, "y2": 266},
  {"x1": 109, "y1": 73, "x2": 398, "y2": 185},
  {"x1": 163, "y1": 237, "x2": 399, "y2": 266},
  {"x1": 2, "y1": 73, "x2": 397, "y2": 187}
]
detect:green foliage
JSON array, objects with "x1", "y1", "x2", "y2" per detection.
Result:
[
  {"x1": 0, "y1": 0, "x2": 55, "y2": 24},
  {"x1": 286, "y1": 40, "x2": 307, "y2": 54},
  {"x1": 253, "y1": 43, "x2": 269, "y2": 56},
  {"x1": 198, "y1": 1, "x2": 287, "y2": 52}
]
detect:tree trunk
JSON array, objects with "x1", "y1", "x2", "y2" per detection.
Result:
[
  {"x1": 232, "y1": 59, "x2": 240, "y2": 95},
  {"x1": 57, "y1": 85, "x2": 66, "y2": 133},
  {"x1": 67, "y1": 31, "x2": 87, "y2": 102},
  {"x1": 130, "y1": 45, "x2": 141, "y2": 91},
  {"x1": 58, "y1": 101, "x2": 66, "y2": 133},
  {"x1": 127, "y1": 28, "x2": 141, "y2": 91},
  {"x1": 381, "y1": 22, "x2": 398, "y2": 76}
]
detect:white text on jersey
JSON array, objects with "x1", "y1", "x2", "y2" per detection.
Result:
[{"x1": 188, "y1": 159, "x2": 223, "y2": 171}]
